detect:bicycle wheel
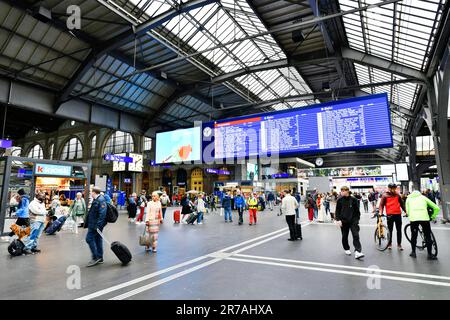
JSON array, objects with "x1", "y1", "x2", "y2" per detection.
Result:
[
  {"x1": 430, "y1": 231, "x2": 438, "y2": 256},
  {"x1": 404, "y1": 223, "x2": 426, "y2": 250},
  {"x1": 374, "y1": 224, "x2": 390, "y2": 251}
]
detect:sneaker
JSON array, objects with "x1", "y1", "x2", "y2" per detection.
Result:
[
  {"x1": 387, "y1": 245, "x2": 392, "y2": 250},
  {"x1": 398, "y1": 245, "x2": 404, "y2": 251},
  {"x1": 98, "y1": 258, "x2": 104, "y2": 264},
  {"x1": 287, "y1": 238, "x2": 295, "y2": 241},
  {"x1": 31, "y1": 248, "x2": 41, "y2": 253},
  {"x1": 229, "y1": 220, "x2": 233, "y2": 223},
  {"x1": 249, "y1": 223, "x2": 252, "y2": 226},
  {"x1": 198, "y1": 222, "x2": 203, "y2": 225},
  {"x1": 427, "y1": 255, "x2": 438, "y2": 260},
  {"x1": 409, "y1": 252, "x2": 417, "y2": 258},
  {"x1": 344, "y1": 250, "x2": 352, "y2": 256},
  {"x1": 355, "y1": 251, "x2": 365, "y2": 259},
  {"x1": 152, "y1": 249, "x2": 157, "y2": 253},
  {"x1": 86, "y1": 258, "x2": 101, "y2": 267}
]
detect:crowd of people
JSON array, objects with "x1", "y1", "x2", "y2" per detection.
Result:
[{"x1": 6, "y1": 182, "x2": 442, "y2": 267}]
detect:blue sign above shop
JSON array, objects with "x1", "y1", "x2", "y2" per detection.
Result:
[
  {"x1": 205, "y1": 168, "x2": 231, "y2": 175},
  {"x1": 0, "y1": 140, "x2": 12, "y2": 148},
  {"x1": 35, "y1": 163, "x2": 72, "y2": 176},
  {"x1": 104, "y1": 154, "x2": 133, "y2": 163}
]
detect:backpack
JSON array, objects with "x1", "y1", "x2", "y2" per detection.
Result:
[
  {"x1": 8, "y1": 239, "x2": 24, "y2": 256},
  {"x1": 106, "y1": 203, "x2": 119, "y2": 223}
]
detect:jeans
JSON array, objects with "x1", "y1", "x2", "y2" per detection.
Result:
[
  {"x1": 162, "y1": 207, "x2": 167, "y2": 219},
  {"x1": 313, "y1": 208, "x2": 318, "y2": 219},
  {"x1": 237, "y1": 207, "x2": 244, "y2": 224},
  {"x1": 286, "y1": 215, "x2": 296, "y2": 240},
  {"x1": 25, "y1": 221, "x2": 45, "y2": 250},
  {"x1": 197, "y1": 211, "x2": 204, "y2": 224},
  {"x1": 268, "y1": 200, "x2": 275, "y2": 210},
  {"x1": 363, "y1": 200, "x2": 369, "y2": 213},
  {"x1": 340, "y1": 220, "x2": 362, "y2": 252},
  {"x1": 86, "y1": 228, "x2": 103, "y2": 260},
  {"x1": 324, "y1": 202, "x2": 330, "y2": 215},
  {"x1": 224, "y1": 207, "x2": 232, "y2": 221},
  {"x1": 387, "y1": 214, "x2": 402, "y2": 246}
]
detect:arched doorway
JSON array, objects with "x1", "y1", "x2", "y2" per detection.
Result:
[
  {"x1": 191, "y1": 168, "x2": 204, "y2": 192},
  {"x1": 162, "y1": 169, "x2": 173, "y2": 194},
  {"x1": 142, "y1": 171, "x2": 150, "y2": 193},
  {"x1": 176, "y1": 168, "x2": 188, "y2": 193}
]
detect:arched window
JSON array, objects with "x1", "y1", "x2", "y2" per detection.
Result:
[
  {"x1": 104, "y1": 131, "x2": 134, "y2": 154},
  {"x1": 11, "y1": 147, "x2": 22, "y2": 157},
  {"x1": 143, "y1": 137, "x2": 152, "y2": 151},
  {"x1": 61, "y1": 137, "x2": 83, "y2": 160},
  {"x1": 27, "y1": 144, "x2": 44, "y2": 159},
  {"x1": 49, "y1": 143, "x2": 54, "y2": 160},
  {"x1": 91, "y1": 135, "x2": 97, "y2": 157}
]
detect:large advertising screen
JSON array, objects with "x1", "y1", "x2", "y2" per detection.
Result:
[
  {"x1": 155, "y1": 127, "x2": 201, "y2": 164},
  {"x1": 203, "y1": 93, "x2": 393, "y2": 159}
]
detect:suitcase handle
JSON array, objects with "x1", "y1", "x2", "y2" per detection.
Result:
[{"x1": 96, "y1": 228, "x2": 111, "y2": 245}]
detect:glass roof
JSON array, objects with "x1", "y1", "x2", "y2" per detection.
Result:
[{"x1": 128, "y1": 0, "x2": 314, "y2": 110}]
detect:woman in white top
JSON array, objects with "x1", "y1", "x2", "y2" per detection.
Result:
[
  {"x1": 196, "y1": 194, "x2": 206, "y2": 225},
  {"x1": 145, "y1": 192, "x2": 163, "y2": 252}
]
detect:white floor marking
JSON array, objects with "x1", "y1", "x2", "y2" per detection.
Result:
[
  {"x1": 226, "y1": 257, "x2": 450, "y2": 288},
  {"x1": 76, "y1": 225, "x2": 291, "y2": 300},
  {"x1": 233, "y1": 254, "x2": 450, "y2": 281},
  {"x1": 108, "y1": 227, "x2": 297, "y2": 300},
  {"x1": 110, "y1": 258, "x2": 223, "y2": 300}
]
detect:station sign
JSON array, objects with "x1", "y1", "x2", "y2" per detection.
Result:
[
  {"x1": 35, "y1": 163, "x2": 72, "y2": 176},
  {"x1": 271, "y1": 173, "x2": 290, "y2": 179},
  {"x1": 0, "y1": 140, "x2": 12, "y2": 148},
  {"x1": 104, "y1": 154, "x2": 133, "y2": 163}
]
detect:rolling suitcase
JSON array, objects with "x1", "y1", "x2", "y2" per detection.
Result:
[
  {"x1": 45, "y1": 216, "x2": 67, "y2": 235},
  {"x1": 186, "y1": 212, "x2": 198, "y2": 224},
  {"x1": 174, "y1": 210, "x2": 181, "y2": 223},
  {"x1": 97, "y1": 228, "x2": 132, "y2": 265}
]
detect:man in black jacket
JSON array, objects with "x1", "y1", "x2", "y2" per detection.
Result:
[
  {"x1": 84, "y1": 186, "x2": 107, "y2": 267},
  {"x1": 335, "y1": 186, "x2": 364, "y2": 259}
]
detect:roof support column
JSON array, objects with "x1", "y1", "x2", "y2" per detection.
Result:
[{"x1": 424, "y1": 45, "x2": 450, "y2": 222}]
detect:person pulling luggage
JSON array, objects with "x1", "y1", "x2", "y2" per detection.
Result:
[
  {"x1": 84, "y1": 186, "x2": 107, "y2": 267},
  {"x1": 281, "y1": 190, "x2": 299, "y2": 241},
  {"x1": 145, "y1": 191, "x2": 163, "y2": 252},
  {"x1": 23, "y1": 192, "x2": 47, "y2": 254}
]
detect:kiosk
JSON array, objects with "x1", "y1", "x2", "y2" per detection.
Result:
[{"x1": 0, "y1": 156, "x2": 91, "y2": 235}]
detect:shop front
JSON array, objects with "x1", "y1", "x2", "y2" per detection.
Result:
[{"x1": 0, "y1": 157, "x2": 91, "y2": 235}]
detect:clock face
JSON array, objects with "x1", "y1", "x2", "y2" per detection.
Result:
[
  {"x1": 203, "y1": 127, "x2": 212, "y2": 137},
  {"x1": 315, "y1": 158, "x2": 323, "y2": 166}
]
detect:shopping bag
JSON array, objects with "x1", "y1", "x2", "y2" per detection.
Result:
[
  {"x1": 220, "y1": 208, "x2": 224, "y2": 216},
  {"x1": 139, "y1": 227, "x2": 150, "y2": 247}
]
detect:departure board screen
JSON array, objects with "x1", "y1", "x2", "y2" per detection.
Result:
[{"x1": 203, "y1": 93, "x2": 392, "y2": 159}]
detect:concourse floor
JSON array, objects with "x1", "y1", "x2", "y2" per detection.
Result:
[{"x1": 1, "y1": 206, "x2": 450, "y2": 300}]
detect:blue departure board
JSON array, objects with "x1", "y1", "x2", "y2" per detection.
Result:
[{"x1": 203, "y1": 93, "x2": 393, "y2": 159}]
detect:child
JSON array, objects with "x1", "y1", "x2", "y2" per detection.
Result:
[{"x1": 145, "y1": 191, "x2": 163, "y2": 253}]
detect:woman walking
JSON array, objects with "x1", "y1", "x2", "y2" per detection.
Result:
[
  {"x1": 70, "y1": 192, "x2": 86, "y2": 232},
  {"x1": 145, "y1": 191, "x2": 163, "y2": 253}
]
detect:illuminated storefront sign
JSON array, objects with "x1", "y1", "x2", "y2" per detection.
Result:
[{"x1": 35, "y1": 163, "x2": 72, "y2": 176}]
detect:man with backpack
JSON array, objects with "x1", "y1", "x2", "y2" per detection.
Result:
[
  {"x1": 84, "y1": 186, "x2": 107, "y2": 267},
  {"x1": 160, "y1": 192, "x2": 170, "y2": 220}
]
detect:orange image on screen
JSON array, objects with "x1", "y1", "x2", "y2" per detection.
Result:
[{"x1": 178, "y1": 144, "x2": 192, "y2": 160}]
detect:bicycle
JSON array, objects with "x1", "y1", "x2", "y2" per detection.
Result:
[
  {"x1": 374, "y1": 212, "x2": 390, "y2": 251},
  {"x1": 404, "y1": 222, "x2": 438, "y2": 256}
]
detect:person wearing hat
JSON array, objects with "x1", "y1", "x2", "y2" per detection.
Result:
[
  {"x1": 335, "y1": 186, "x2": 364, "y2": 259},
  {"x1": 84, "y1": 186, "x2": 107, "y2": 267},
  {"x1": 379, "y1": 183, "x2": 406, "y2": 250}
]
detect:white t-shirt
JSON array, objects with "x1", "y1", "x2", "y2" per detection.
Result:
[
  {"x1": 197, "y1": 198, "x2": 206, "y2": 213},
  {"x1": 29, "y1": 199, "x2": 47, "y2": 223},
  {"x1": 281, "y1": 194, "x2": 299, "y2": 216}
]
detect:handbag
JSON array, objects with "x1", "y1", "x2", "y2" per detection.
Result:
[{"x1": 139, "y1": 227, "x2": 150, "y2": 247}]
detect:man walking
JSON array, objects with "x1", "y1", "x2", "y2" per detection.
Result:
[
  {"x1": 335, "y1": 186, "x2": 364, "y2": 259},
  {"x1": 282, "y1": 190, "x2": 299, "y2": 241},
  {"x1": 23, "y1": 192, "x2": 47, "y2": 254},
  {"x1": 267, "y1": 192, "x2": 275, "y2": 211},
  {"x1": 84, "y1": 186, "x2": 107, "y2": 267},
  {"x1": 248, "y1": 193, "x2": 259, "y2": 225},
  {"x1": 234, "y1": 192, "x2": 246, "y2": 225},
  {"x1": 222, "y1": 191, "x2": 232, "y2": 223}
]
